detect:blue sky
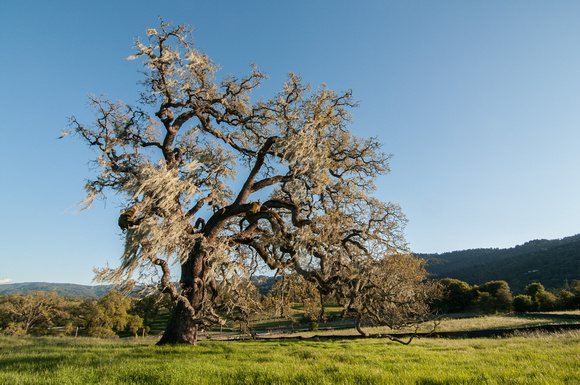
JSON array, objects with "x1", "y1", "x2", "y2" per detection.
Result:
[{"x1": 1, "y1": 1, "x2": 579, "y2": 285}]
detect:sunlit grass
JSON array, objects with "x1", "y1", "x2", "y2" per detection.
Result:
[
  {"x1": 432, "y1": 313, "x2": 578, "y2": 331},
  {"x1": 251, "y1": 312, "x2": 580, "y2": 339},
  {"x1": 1, "y1": 329, "x2": 579, "y2": 384},
  {"x1": 545, "y1": 309, "x2": 580, "y2": 316}
]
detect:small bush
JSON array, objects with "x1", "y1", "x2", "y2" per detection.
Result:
[
  {"x1": 88, "y1": 326, "x2": 118, "y2": 338},
  {"x1": 537, "y1": 291, "x2": 557, "y2": 311},
  {"x1": 309, "y1": 322, "x2": 319, "y2": 332},
  {"x1": 513, "y1": 295, "x2": 534, "y2": 312},
  {"x1": 2, "y1": 323, "x2": 26, "y2": 336}
]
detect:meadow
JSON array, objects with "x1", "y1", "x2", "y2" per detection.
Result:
[
  {"x1": 252, "y1": 311, "x2": 580, "y2": 339},
  {"x1": 1, "y1": 322, "x2": 579, "y2": 384}
]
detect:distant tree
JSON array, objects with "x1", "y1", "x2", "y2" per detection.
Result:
[
  {"x1": 475, "y1": 281, "x2": 512, "y2": 314},
  {"x1": 0, "y1": 295, "x2": 9, "y2": 329},
  {"x1": 525, "y1": 283, "x2": 545, "y2": 302},
  {"x1": 567, "y1": 280, "x2": 580, "y2": 309},
  {"x1": 59, "y1": 298, "x2": 84, "y2": 337},
  {"x1": 339, "y1": 254, "x2": 441, "y2": 341},
  {"x1": 0, "y1": 291, "x2": 64, "y2": 335},
  {"x1": 516, "y1": 283, "x2": 563, "y2": 312},
  {"x1": 65, "y1": 19, "x2": 438, "y2": 345},
  {"x1": 476, "y1": 292, "x2": 495, "y2": 314},
  {"x1": 264, "y1": 279, "x2": 293, "y2": 321},
  {"x1": 131, "y1": 291, "x2": 172, "y2": 328},
  {"x1": 435, "y1": 278, "x2": 475, "y2": 313},
  {"x1": 72, "y1": 299, "x2": 100, "y2": 332},
  {"x1": 126, "y1": 314, "x2": 145, "y2": 338},
  {"x1": 555, "y1": 290, "x2": 576, "y2": 310},
  {"x1": 536, "y1": 291, "x2": 557, "y2": 312},
  {"x1": 269, "y1": 273, "x2": 326, "y2": 322},
  {"x1": 97, "y1": 291, "x2": 132, "y2": 333},
  {"x1": 512, "y1": 294, "x2": 534, "y2": 312},
  {"x1": 72, "y1": 291, "x2": 142, "y2": 337}
]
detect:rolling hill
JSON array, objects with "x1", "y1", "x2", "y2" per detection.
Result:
[
  {"x1": 0, "y1": 282, "x2": 112, "y2": 298},
  {"x1": 421, "y1": 234, "x2": 580, "y2": 294},
  {"x1": 2, "y1": 234, "x2": 578, "y2": 298}
]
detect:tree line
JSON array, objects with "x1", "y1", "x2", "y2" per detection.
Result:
[
  {"x1": 435, "y1": 278, "x2": 580, "y2": 314},
  {"x1": 0, "y1": 269, "x2": 436, "y2": 338},
  {"x1": 3, "y1": 277, "x2": 579, "y2": 338},
  {"x1": 424, "y1": 235, "x2": 580, "y2": 294},
  {"x1": 0, "y1": 290, "x2": 171, "y2": 338}
]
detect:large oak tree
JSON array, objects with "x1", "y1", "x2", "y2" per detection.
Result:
[{"x1": 65, "y1": 20, "x2": 438, "y2": 345}]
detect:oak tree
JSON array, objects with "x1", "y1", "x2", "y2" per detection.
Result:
[
  {"x1": 0, "y1": 291, "x2": 64, "y2": 335},
  {"x1": 65, "y1": 20, "x2": 437, "y2": 345}
]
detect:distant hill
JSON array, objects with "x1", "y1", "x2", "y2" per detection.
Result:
[
  {"x1": 0, "y1": 282, "x2": 113, "y2": 298},
  {"x1": 4, "y1": 235, "x2": 578, "y2": 298},
  {"x1": 0, "y1": 278, "x2": 277, "y2": 299},
  {"x1": 253, "y1": 275, "x2": 278, "y2": 296},
  {"x1": 420, "y1": 234, "x2": 580, "y2": 294}
]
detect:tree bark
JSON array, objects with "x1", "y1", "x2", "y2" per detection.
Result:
[
  {"x1": 156, "y1": 300, "x2": 198, "y2": 345},
  {"x1": 355, "y1": 317, "x2": 369, "y2": 337},
  {"x1": 157, "y1": 245, "x2": 206, "y2": 345}
]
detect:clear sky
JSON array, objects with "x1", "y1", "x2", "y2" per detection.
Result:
[{"x1": 1, "y1": 1, "x2": 579, "y2": 285}]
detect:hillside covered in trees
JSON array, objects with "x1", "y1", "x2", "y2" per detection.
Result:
[
  {"x1": 3, "y1": 235, "x2": 578, "y2": 299},
  {"x1": 0, "y1": 279, "x2": 274, "y2": 298},
  {"x1": 0, "y1": 283, "x2": 113, "y2": 298},
  {"x1": 422, "y1": 234, "x2": 580, "y2": 294}
]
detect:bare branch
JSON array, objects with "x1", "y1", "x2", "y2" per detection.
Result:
[{"x1": 66, "y1": 19, "x2": 430, "y2": 346}]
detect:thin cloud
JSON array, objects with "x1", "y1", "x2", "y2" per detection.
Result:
[{"x1": 0, "y1": 278, "x2": 13, "y2": 284}]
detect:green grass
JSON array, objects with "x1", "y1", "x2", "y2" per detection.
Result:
[
  {"x1": 246, "y1": 312, "x2": 580, "y2": 340},
  {"x1": 1, "y1": 330, "x2": 579, "y2": 384}
]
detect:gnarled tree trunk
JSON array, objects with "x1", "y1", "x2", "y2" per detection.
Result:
[
  {"x1": 156, "y1": 300, "x2": 198, "y2": 345},
  {"x1": 157, "y1": 247, "x2": 206, "y2": 345}
]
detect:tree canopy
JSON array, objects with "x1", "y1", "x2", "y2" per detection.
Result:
[{"x1": 65, "y1": 20, "x2": 438, "y2": 345}]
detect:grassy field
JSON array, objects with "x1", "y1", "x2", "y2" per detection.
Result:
[
  {"x1": 1, "y1": 327, "x2": 579, "y2": 384},
  {"x1": 202, "y1": 310, "x2": 580, "y2": 340}
]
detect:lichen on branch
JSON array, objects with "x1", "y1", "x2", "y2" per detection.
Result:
[{"x1": 65, "y1": 18, "x2": 439, "y2": 344}]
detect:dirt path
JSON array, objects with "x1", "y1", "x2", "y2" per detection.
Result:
[{"x1": 249, "y1": 323, "x2": 580, "y2": 341}]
